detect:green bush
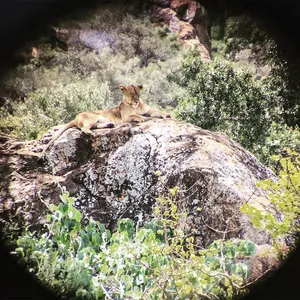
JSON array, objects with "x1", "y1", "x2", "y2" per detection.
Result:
[
  {"x1": 209, "y1": 12, "x2": 300, "y2": 128},
  {"x1": 266, "y1": 48, "x2": 300, "y2": 127},
  {"x1": 0, "y1": 77, "x2": 114, "y2": 139},
  {"x1": 172, "y1": 51, "x2": 299, "y2": 168},
  {"x1": 241, "y1": 149, "x2": 300, "y2": 249},
  {"x1": 253, "y1": 123, "x2": 300, "y2": 168},
  {"x1": 11, "y1": 189, "x2": 258, "y2": 299},
  {"x1": 225, "y1": 15, "x2": 267, "y2": 42},
  {"x1": 223, "y1": 15, "x2": 268, "y2": 54},
  {"x1": 173, "y1": 52, "x2": 272, "y2": 150}
]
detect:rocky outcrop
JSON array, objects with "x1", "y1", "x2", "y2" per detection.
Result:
[
  {"x1": 149, "y1": 0, "x2": 211, "y2": 60},
  {"x1": 50, "y1": 27, "x2": 115, "y2": 51},
  {"x1": 0, "y1": 119, "x2": 275, "y2": 249},
  {"x1": 35, "y1": 2, "x2": 211, "y2": 61}
]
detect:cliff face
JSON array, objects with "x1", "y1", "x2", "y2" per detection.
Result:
[
  {"x1": 0, "y1": 119, "x2": 275, "y2": 249},
  {"x1": 148, "y1": 0, "x2": 211, "y2": 60}
]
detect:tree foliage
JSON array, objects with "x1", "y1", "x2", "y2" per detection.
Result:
[
  {"x1": 241, "y1": 149, "x2": 300, "y2": 248},
  {"x1": 172, "y1": 51, "x2": 300, "y2": 166},
  {"x1": 11, "y1": 189, "x2": 260, "y2": 299}
]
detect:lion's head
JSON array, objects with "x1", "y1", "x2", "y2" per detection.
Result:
[{"x1": 120, "y1": 84, "x2": 143, "y2": 108}]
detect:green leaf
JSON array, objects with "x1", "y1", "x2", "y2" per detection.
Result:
[
  {"x1": 59, "y1": 203, "x2": 69, "y2": 213},
  {"x1": 76, "y1": 288, "x2": 88, "y2": 298},
  {"x1": 49, "y1": 203, "x2": 58, "y2": 212},
  {"x1": 92, "y1": 233, "x2": 102, "y2": 246},
  {"x1": 15, "y1": 247, "x2": 24, "y2": 257}
]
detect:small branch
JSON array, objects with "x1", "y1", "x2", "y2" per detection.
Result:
[
  {"x1": 194, "y1": 291, "x2": 214, "y2": 300},
  {"x1": 286, "y1": 164, "x2": 300, "y2": 196},
  {"x1": 204, "y1": 222, "x2": 239, "y2": 235},
  {"x1": 240, "y1": 268, "x2": 274, "y2": 289},
  {"x1": 100, "y1": 284, "x2": 113, "y2": 300},
  {"x1": 36, "y1": 190, "x2": 52, "y2": 212}
]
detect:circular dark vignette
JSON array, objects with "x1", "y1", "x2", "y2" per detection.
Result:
[{"x1": 0, "y1": 0, "x2": 300, "y2": 299}]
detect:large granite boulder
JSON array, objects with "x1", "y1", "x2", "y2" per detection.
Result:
[{"x1": 0, "y1": 119, "x2": 275, "y2": 249}]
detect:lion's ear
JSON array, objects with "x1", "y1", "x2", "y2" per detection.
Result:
[
  {"x1": 120, "y1": 85, "x2": 127, "y2": 92},
  {"x1": 137, "y1": 85, "x2": 143, "y2": 90}
]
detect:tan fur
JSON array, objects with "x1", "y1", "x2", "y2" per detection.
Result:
[
  {"x1": 40, "y1": 84, "x2": 168, "y2": 157},
  {"x1": 31, "y1": 47, "x2": 39, "y2": 58}
]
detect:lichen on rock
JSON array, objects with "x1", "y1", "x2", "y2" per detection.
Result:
[{"x1": 0, "y1": 118, "x2": 275, "y2": 249}]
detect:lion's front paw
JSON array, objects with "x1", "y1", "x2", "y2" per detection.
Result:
[{"x1": 142, "y1": 117, "x2": 152, "y2": 122}]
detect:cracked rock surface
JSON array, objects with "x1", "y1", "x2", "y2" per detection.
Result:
[{"x1": 0, "y1": 119, "x2": 275, "y2": 248}]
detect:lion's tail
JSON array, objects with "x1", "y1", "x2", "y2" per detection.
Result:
[{"x1": 40, "y1": 120, "x2": 76, "y2": 158}]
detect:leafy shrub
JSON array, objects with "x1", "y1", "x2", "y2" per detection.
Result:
[
  {"x1": 0, "y1": 77, "x2": 114, "y2": 139},
  {"x1": 225, "y1": 15, "x2": 267, "y2": 43},
  {"x1": 173, "y1": 52, "x2": 272, "y2": 150},
  {"x1": 172, "y1": 51, "x2": 299, "y2": 167},
  {"x1": 241, "y1": 149, "x2": 300, "y2": 249},
  {"x1": 253, "y1": 123, "x2": 300, "y2": 168},
  {"x1": 11, "y1": 189, "x2": 259, "y2": 299},
  {"x1": 115, "y1": 16, "x2": 181, "y2": 65},
  {"x1": 209, "y1": 13, "x2": 269, "y2": 58},
  {"x1": 267, "y1": 47, "x2": 300, "y2": 127},
  {"x1": 223, "y1": 15, "x2": 268, "y2": 54},
  {"x1": 209, "y1": 12, "x2": 300, "y2": 128}
]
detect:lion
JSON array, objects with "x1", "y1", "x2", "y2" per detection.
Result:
[{"x1": 40, "y1": 84, "x2": 169, "y2": 157}]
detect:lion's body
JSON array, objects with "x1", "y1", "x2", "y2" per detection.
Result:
[{"x1": 40, "y1": 84, "x2": 168, "y2": 157}]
